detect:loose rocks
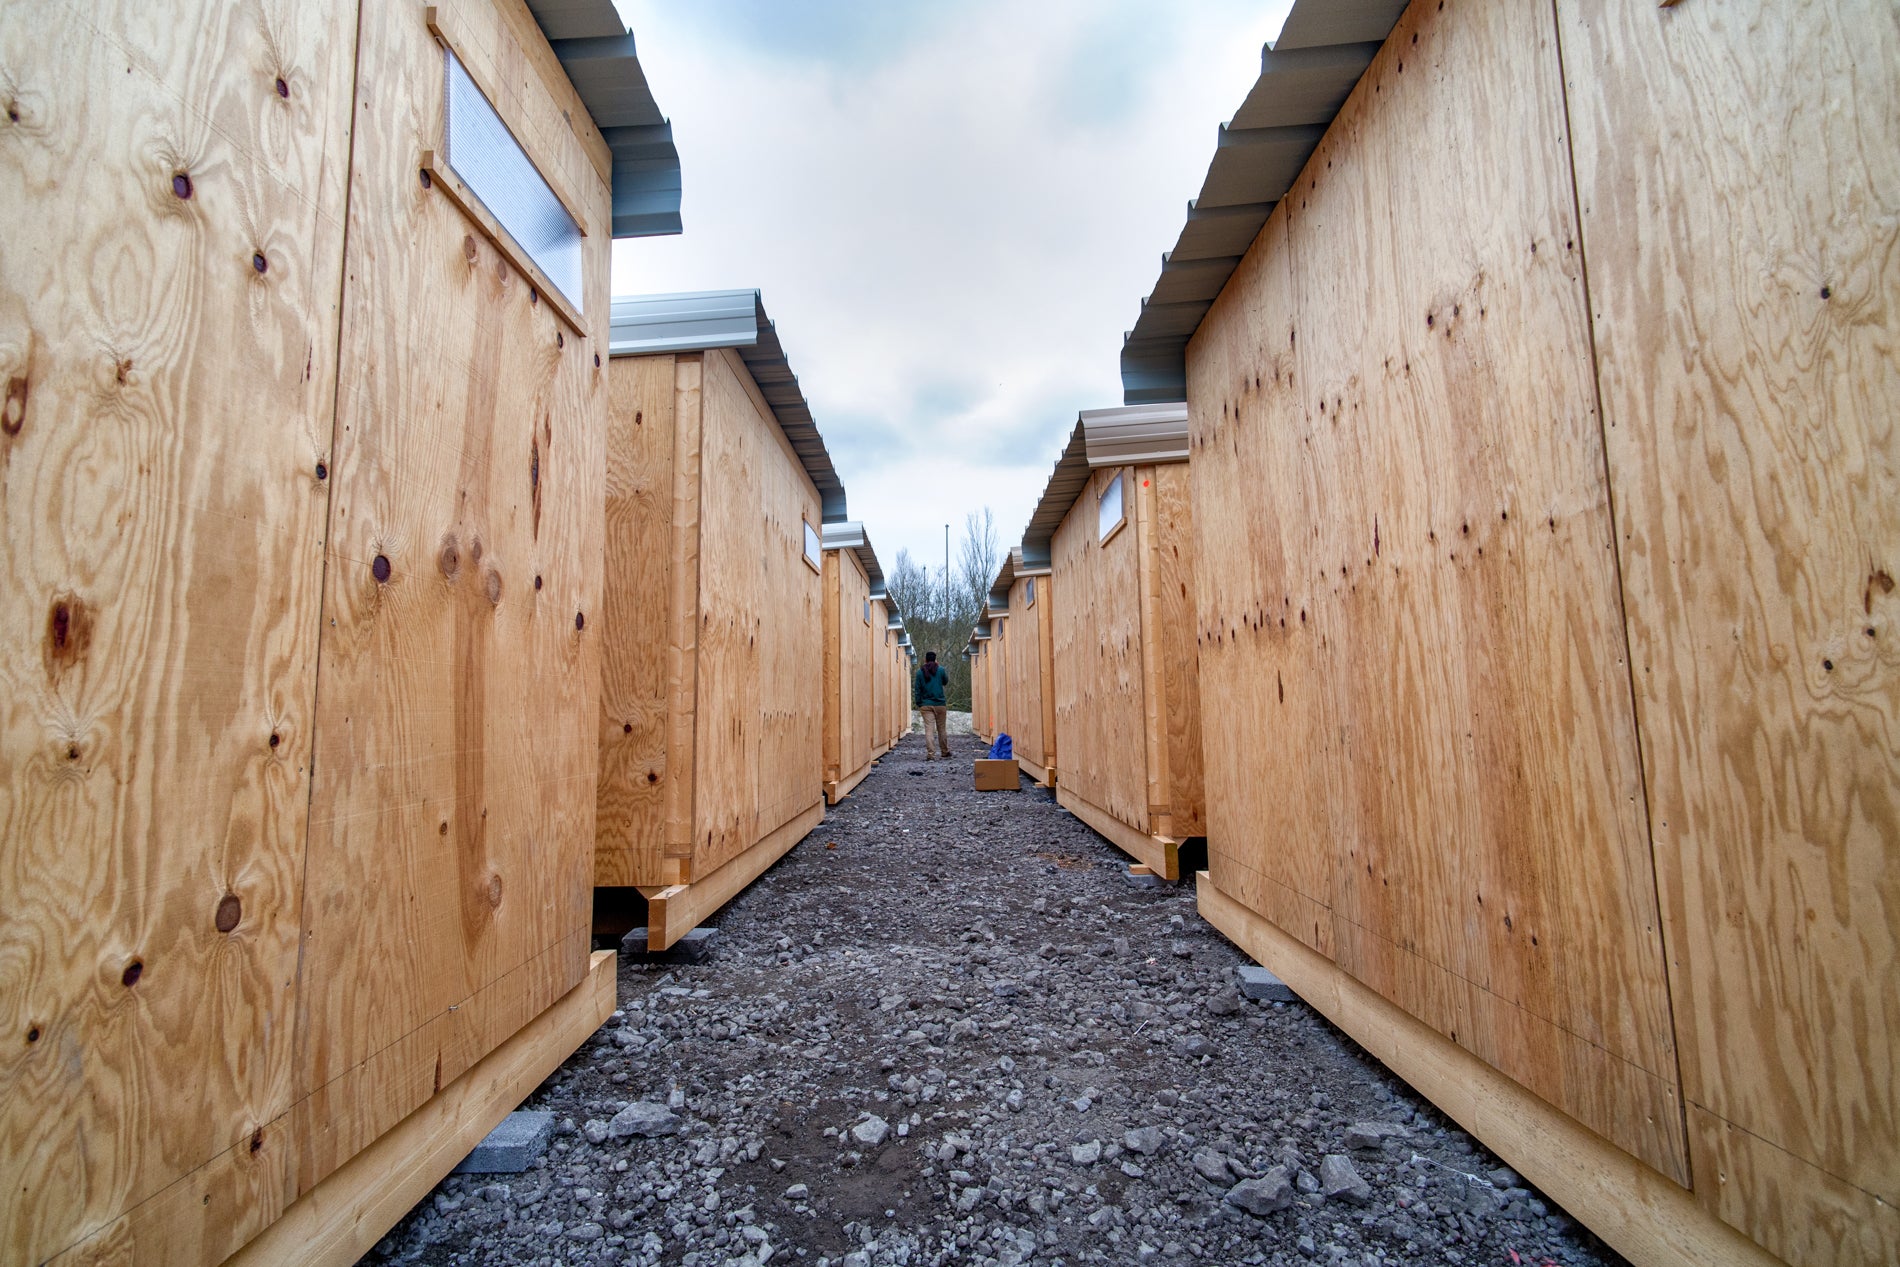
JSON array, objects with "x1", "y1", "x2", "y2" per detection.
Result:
[{"x1": 365, "y1": 733, "x2": 1629, "y2": 1267}]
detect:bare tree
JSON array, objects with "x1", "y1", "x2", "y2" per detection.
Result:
[
  {"x1": 956, "y1": 507, "x2": 1002, "y2": 618},
  {"x1": 886, "y1": 512, "x2": 1003, "y2": 713}
]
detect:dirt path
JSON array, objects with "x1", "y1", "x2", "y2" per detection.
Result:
[{"x1": 364, "y1": 733, "x2": 1625, "y2": 1267}]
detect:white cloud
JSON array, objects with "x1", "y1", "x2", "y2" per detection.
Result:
[{"x1": 611, "y1": 0, "x2": 1291, "y2": 574}]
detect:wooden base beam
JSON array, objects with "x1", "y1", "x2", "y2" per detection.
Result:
[
  {"x1": 1057, "y1": 786, "x2": 1180, "y2": 881},
  {"x1": 643, "y1": 801, "x2": 824, "y2": 949},
  {"x1": 1196, "y1": 877, "x2": 1782, "y2": 1267},
  {"x1": 824, "y1": 761, "x2": 872, "y2": 806},
  {"x1": 1015, "y1": 755, "x2": 1055, "y2": 787},
  {"x1": 224, "y1": 950, "x2": 617, "y2": 1267}
]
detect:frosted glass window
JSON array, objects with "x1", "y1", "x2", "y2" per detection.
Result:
[
  {"x1": 1025, "y1": 577, "x2": 1036, "y2": 606},
  {"x1": 863, "y1": 598, "x2": 872, "y2": 625},
  {"x1": 804, "y1": 521, "x2": 822, "y2": 570},
  {"x1": 1098, "y1": 472, "x2": 1125, "y2": 541},
  {"x1": 444, "y1": 49, "x2": 583, "y2": 312}
]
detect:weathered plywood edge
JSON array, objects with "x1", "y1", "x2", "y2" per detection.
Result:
[
  {"x1": 1058, "y1": 786, "x2": 1180, "y2": 882},
  {"x1": 1196, "y1": 878, "x2": 1782, "y2": 1267},
  {"x1": 825, "y1": 761, "x2": 872, "y2": 807},
  {"x1": 222, "y1": 950, "x2": 617, "y2": 1267},
  {"x1": 1016, "y1": 755, "x2": 1055, "y2": 788},
  {"x1": 646, "y1": 801, "x2": 825, "y2": 949}
]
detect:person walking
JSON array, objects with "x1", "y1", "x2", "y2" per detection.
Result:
[{"x1": 913, "y1": 650, "x2": 952, "y2": 760}]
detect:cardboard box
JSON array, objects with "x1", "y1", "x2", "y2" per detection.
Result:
[{"x1": 974, "y1": 759, "x2": 1020, "y2": 791}]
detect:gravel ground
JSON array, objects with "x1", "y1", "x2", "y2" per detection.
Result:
[{"x1": 363, "y1": 732, "x2": 1627, "y2": 1267}]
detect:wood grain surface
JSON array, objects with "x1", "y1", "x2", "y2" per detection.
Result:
[
  {"x1": 1186, "y1": 0, "x2": 1685, "y2": 1185},
  {"x1": 295, "y1": 0, "x2": 605, "y2": 1200},
  {"x1": 1560, "y1": 1, "x2": 1900, "y2": 1259},
  {"x1": 1006, "y1": 575, "x2": 1050, "y2": 772},
  {"x1": 595, "y1": 354, "x2": 675, "y2": 886},
  {"x1": 1052, "y1": 467, "x2": 1156, "y2": 835},
  {"x1": 0, "y1": 0, "x2": 356, "y2": 1258},
  {"x1": 691, "y1": 348, "x2": 822, "y2": 880},
  {"x1": 823, "y1": 546, "x2": 872, "y2": 796}
]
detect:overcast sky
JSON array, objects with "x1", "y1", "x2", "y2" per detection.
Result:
[{"x1": 609, "y1": 0, "x2": 1293, "y2": 578}]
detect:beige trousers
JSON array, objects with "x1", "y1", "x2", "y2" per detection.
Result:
[{"x1": 920, "y1": 706, "x2": 950, "y2": 759}]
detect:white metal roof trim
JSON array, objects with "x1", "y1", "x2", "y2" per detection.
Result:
[
  {"x1": 1118, "y1": 0, "x2": 1406, "y2": 403},
  {"x1": 821, "y1": 520, "x2": 884, "y2": 588},
  {"x1": 1081, "y1": 403, "x2": 1190, "y2": 466},
  {"x1": 609, "y1": 289, "x2": 848, "y2": 521},
  {"x1": 523, "y1": 0, "x2": 682, "y2": 238}
]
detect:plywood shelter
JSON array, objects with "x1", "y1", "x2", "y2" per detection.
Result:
[
  {"x1": 0, "y1": 1, "x2": 680, "y2": 1261},
  {"x1": 872, "y1": 602, "x2": 911, "y2": 756},
  {"x1": 1130, "y1": 1, "x2": 1899, "y2": 1264},
  {"x1": 966, "y1": 630, "x2": 992, "y2": 741},
  {"x1": 1019, "y1": 406, "x2": 1204, "y2": 882},
  {"x1": 595, "y1": 289, "x2": 843, "y2": 951},
  {"x1": 822, "y1": 521, "x2": 887, "y2": 803},
  {"x1": 991, "y1": 548, "x2": 1059, "y2": 786}
]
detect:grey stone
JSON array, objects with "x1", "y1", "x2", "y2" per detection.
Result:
[
  {"x1": 1205, "y1": 990, "x2": 1243, "y2": 1017},
  {"x1": 621, "y1": 925, "x2": 717, "y2": 961},
  {"x1": 1295, "y1": 1169, "x2": 1320, "y2": 1194},
  {"x1": 1124, "y1": 1125, "x2": 1165, "y2": 1155},
  {"x1": 1224, "y1": 1167, "x2": 1294, "y2": 1216},
  {"x1": 784, "y1": 1182, "x2": 809, "y2": 1201},
  {"x1": 580, "y1": 1118, "x2": 609, "y2": 1145},
  {"x1": 1235, "y1": 964, "x2": 1298, "y2": 1003},
  {"x1": 1488, "y1": 1166, "x2": 1521, "y2": 1190},
  {"x1": 454, "y1": 1110, "x2": 554, "y2": 1174},
  {"x1": 852, "y1": 1115, "x2": 891, "y2": 1147},
  {"x1": 565, "y1": 1222, "x2": 604, "y2": 1242},
  {"x1": 608, "y1": 1101, "x2": 682, "y2": 1139},
  {"x1": 1070, "y1": 1140, "x2": 1102, "y2": 1165},
  {"x1": 1344, "y1": 1121, "x2": 1409, "y2": 1151},
  {"x1": 1123, "y1": 868, "x2": 1161, "y2": 888},
  {"x1": 1191, "y1": 1150, "x2": 1234, "y2": 1184},
  {"x1": 1319, "y1": 1154, "x2": 1371, "y2": 1204},
  {"x1": 1005, "y1": 1089, "x2": 1025, "y2": 1112}
]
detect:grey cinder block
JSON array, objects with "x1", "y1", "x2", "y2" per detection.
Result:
[
  {"x1": 454, "y1": 1110, "x2": 554, "y2": 1174},
  {"x1": 1236, "y1": 964, "x2": 1298, "y2": 1003}
]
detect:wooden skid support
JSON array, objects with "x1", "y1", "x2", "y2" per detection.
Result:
[
  {"x1": 1058, "y1": 786, "x2": 1180, "y2": 882},
  {"x1": 643, "y1": 802, "x2": 824, "y2": 950},
  {"x1": 225, "y1": 950, "x2": 617, "y2": 1267},
  {"x1": 1196, "y1": 878, "x2": 1782, "y2": 1267},
  {"x1": 1015, "y1": 755, "x2": 1055, "y2": 788},
  {"x1": 825, "y1": 762, "x2": 872, "y2": 807}
]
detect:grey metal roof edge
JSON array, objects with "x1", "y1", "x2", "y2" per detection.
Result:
[
  {"x1": 608, "y1": 289, "x2": 849, "y2": 522},
  {"x1": 524, "y1": 1, "x2": 682, "y2": 240},
  {"x1": 1019, "y1": 421, "x2": 1091, "y2": 569},
  {"x1": 1118, "y1": 0, "x2": 1407, "y2": 403},
  {"x1": 821, "y1": 521, "x2": 884, "y2": 591},
  {"x1": 988, "y1": 553, "x2": 1016, "y2": 610},
  {"x1": 1080, "y1": 402, "x2": 1190, "y2": 466}
]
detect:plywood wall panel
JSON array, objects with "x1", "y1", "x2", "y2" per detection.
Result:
[
  {"x1": 692, "y1": 348, "x2": 821, "y2": 878},
  {"x1": 0, "y1": 0, "x2": 357, "y2": 1257},
  {"x1": 1052, "y1": 469, "x2": 1151, "y2": 833},
  {"x1": 1188, "y1": 209, "x2": 1339, "y2": 954},
  {"x1": 1007, "y1": 576, "x2": 1049, "y2": 771},
  {"x1": 1150, "y1": 463, "x2": 1204, "y2": 834},
  {"x1": 824, "y1": 547, "x2": 872, "y2": 790},
  {"x1": 1560, "y1": 1, "x2": 1900, "y2": 1258},
  {"x1": 595, "y1": 355, "x2": 675, "y2": 887},
  {"x1": 1188, "y1": 0, "x2": 1684, "y2": 1185},
  {"x1": 296, "y1": 0, "x2": 605, "y2": 1194}
]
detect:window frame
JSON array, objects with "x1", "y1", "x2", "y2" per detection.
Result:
[
  {"x1": 802, "y1": 519, "x2": 823, "y2": 574},
  {"x1": 1098, "y1": 469, "x2": 1128, "y2": 545}
]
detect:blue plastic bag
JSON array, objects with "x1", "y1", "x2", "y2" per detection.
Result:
[{"x1": 988, "y1": 733, "x2": 1013, "y2": 760}]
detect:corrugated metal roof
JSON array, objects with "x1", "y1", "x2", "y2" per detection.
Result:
[
  {"x1": 1019, "y1": 403, "x2": 1190, "y2": 566},
  {"x1": 822, "y1": 521, "x2": 885, "y2": 592},
  {"x1": 525, "y1": 0, "x2": 683, "y2": 238},
  {"x1": 1120, "y1": 0, "x2": 1406, "y2": 403},
  {"x1": 609, "y1": 290, "x2": 848, "y2": 522}
]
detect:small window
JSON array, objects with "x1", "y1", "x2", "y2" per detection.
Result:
[
  {"x1": 803, "y1": 520, "x2": 822, "y2": 572},
  {"x1": 1025, "y1": 577, "x2": 1036, "y2": 607},
  {"x1": 863, "y1": 598, "x2": 872, "y2": 626},
  {"x1": 1098, "y1": 471, "x2": 1126, "y2": 542},
  {"x1": 442, "y1": 50, "x2": 583, "y2": 313}
]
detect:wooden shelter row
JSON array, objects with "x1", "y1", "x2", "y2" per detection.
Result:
[
  {"x1": 0, "y1": 1, "x2": 681, "y2": 1261},
  {"x1": 596, "y1": 290, "x2": 896, "y2": 951},
  {"x1": 1026, "y1": 1, "x2": 1896, "y2": 1264},
  {"x1": 822, "y1": 521, "x2": 913, "y2": 804}
]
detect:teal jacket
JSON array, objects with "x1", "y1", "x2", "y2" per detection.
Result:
[{"x1": 913, "y1": 662, "x2": 948, "y2": 708}]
